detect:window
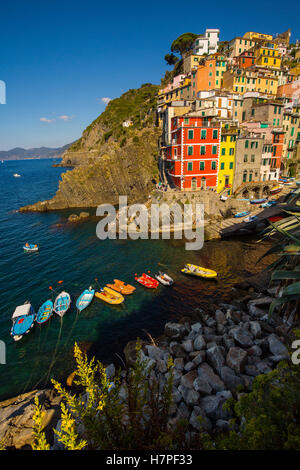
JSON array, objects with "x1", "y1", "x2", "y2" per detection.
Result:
[
  {"x1": 229, "y1": 162, "x2": 233, "y2": 169},
  {"x1": 244, "y1": 154, "x2": 248, "y2": 162},
  {"x1": 200, "y1": 161, "x2": 205, "y2": 170},
  {"x1": 212, "y1": 145, "x2": 217, "y2": 155},
  {"x1": 200, "y1": 146, "x2": 206, "y2": 155},
  {"x1": 213, "y1": 130, "x2": 218, "y2": 139},
  {"x1": 251, "y1": 154, "x2": 255, "y2": 162},
  {"x1": 243, "y1": 171, "x2": 247, "y2": 182},
  {"x1": 201, "y1": 129, "x2": 207, "y2": 139},
  {"x1": 187, "y1": 162, "x2": 193, "y2": 171},
  {"x1": 188, "y1": 130, "x2": 194, "y2": 139},
  {"x1": 245, "y1": 140, "x2": 249, "y2": 148},
  {"x1": 211, "y1": 161, "x2": 217, "y2": 170},
  {"x1": 249, "y1": 172, "x2": 253, "y2": 182},
  {"x1": 221, "y1": 162, "x2": 225, "y2": 170},
  {"x1": 221, "y1": 148, "x2": 226, "y2": 156},
  {"x1": 188, "y1": 146, "x2": 193, "y2": 155},
  {"x1": 229, "y1": 148, "x2": 234, "y2": 155}
]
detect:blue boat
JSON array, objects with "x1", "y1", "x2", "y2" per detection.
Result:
[
  {"x1": 36, "y1": 300, "x2": 53, "y2": 325},
  {"x1": 234, "y1": 211, "x2": 250, "y2": 218},
  {"x1": 11, "y1": 302, "x2": 36, "y2": 341},
  {"x1": 250, "y1": 198, "x2": 267, "y2": 205},
  {"x1": 76, "y1": 287, "x2": 95, "y2": 312},
  {"x1": 260, "y1": 200, "x2": 277, "y2": 208},
  {"x1": 53, "y1": 291, "x2": 71, "y2": 317}
]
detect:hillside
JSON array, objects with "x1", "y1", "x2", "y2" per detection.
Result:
[
  {"x1": 0, "y1": 143, "x2": 71, "y2": 161},
  {"x1": 20, "y1": 84, "x2": 161, "y2": 212}
]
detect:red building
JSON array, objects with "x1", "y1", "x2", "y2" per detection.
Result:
[{"x1": 165, "y1": 115, "x2": 220, "y2": 190}]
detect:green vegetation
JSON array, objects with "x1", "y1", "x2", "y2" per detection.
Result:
[
  {"x1": 164, "y1": 53, "x2": 179, "y2": 66},
  {"x1": 31, "y1": 341, "x2": 191, "y2": 450},
  {"x1": 85, "y1": 84, "x2": 159, "y2": 142},
  {"x1": 171, "y1": 32, "x2": 198, "y2": 57}
]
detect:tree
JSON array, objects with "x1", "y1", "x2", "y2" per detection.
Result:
[
  {"x1": 164, "y1": 53, "x2": 179, "y2": 66},
  {"x1": 171, "y1": 33, "x2": 198, "y2": 57}
]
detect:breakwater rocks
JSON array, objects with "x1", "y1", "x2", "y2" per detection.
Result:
[{"x1": 130, "y1": 290, "x2": 291, "y2": 434}]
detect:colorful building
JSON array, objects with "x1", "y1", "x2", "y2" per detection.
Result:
[
  {"x1": 225, "y1": 37, "x2": 257, "y2": 58},
  {"x1": 217, "y1": 128, "x2": 237, "y2": 193},
  {"x1": 192, "y1": 29, "x2": 220, "y2": 56},
  {"x1": 252, "y1": 40, "x2": 282, "y2": 69},
  {"x1": 243, "y1": 32, "x2": 273, "y2": 41},
  {"x1": 165, "y1": 115, "x2": 220, "y2": 190},
  {"x1": 236, "y1": 50, "x2": 256, "y2": 69}
]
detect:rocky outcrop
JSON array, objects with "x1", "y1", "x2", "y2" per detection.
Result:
[
  {"x1": 19, "y1": 84, "x2": 161, "y2": 213},
  {"x1": 0, "y1": 389, "x2": 61, "y2": 449}
]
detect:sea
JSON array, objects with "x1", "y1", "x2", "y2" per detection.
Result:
[{"x1": 0, "y1": 158, "x2": 273, "y2": 400}]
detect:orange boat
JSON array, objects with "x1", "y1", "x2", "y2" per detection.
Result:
[{"x1": 107, "y1": 279, "x2": 136, "y2": 295}]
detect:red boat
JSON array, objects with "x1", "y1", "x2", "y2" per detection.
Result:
[
  {"x1": 268, "y1": 215, "x2": 284, "y2": 223},
  {"x1": 135, "y1": 273, "x2": 159, "y2": 289}
]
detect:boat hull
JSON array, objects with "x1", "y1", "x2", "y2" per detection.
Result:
[
  {"x1": 36, "y1": 300, "x2": 53, "y2": 324},
  {"x1": 181, "y1": 264, "x2": 217, "y2": 279},
  {"x1": 54, "y1": 291, "x2": 71, "y2": 317},
  {"x1": 95, "y1": 287, "x2": 124, "y2": 304},
  {"x1": 76, "y1": 289, "x2": 95, "y2": 311},
  {"x1": 135, "y1": 273, "x2": 159, "y2": 289}
]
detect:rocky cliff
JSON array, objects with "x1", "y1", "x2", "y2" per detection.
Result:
[{"x1": 20, "y1": 84, "x2": 160, "y2": 212}]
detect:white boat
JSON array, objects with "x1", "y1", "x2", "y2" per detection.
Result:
[
  {"x1": 11, "y1": 302, "x2": 36, "y2": 341},
  {"x1": 13, "y1": 173, "x2": 21, "y2": 177},
  {"x1": 23, "y1": 243, "x2": 39, "y2": 252},
  {"x1": 155, "y1": 271, "x2": 174, "y2": 286},
  {"x1": 53, "y1": 291, "x2": 71, "y2": 317}
]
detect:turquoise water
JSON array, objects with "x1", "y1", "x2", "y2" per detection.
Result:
[{"x1": 0, "y1": 159, "x2": 272, "y2": 400}]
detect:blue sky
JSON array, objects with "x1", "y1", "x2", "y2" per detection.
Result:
[{"x1": 0, "y1": 0, "x2": 299, "y2": 150}]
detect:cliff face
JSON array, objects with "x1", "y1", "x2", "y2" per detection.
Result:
[{"x1": 20, "y1": 84, "x2": 160, "y2": 212}]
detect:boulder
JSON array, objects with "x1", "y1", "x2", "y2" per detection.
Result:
[
  {"x1": 197, "y1": 363, "x2": 225, "y2": 393},
  {"x1": 193, "y1": 377, "x2": 212, "y2": 395},
  {"x1": 226, "y1": 347, "x2": 247, "y2": 374},
  {"x1": 182, "y1": 339, "x2": 194, "y2": 353},
  {"x1": 174, "y1": 358, "x2": 184, "y2": 371},
  {"x1": 249, "y1": 321, "x2": 262, "y2": 339},
  {"x1": 165, "y1": 322, "x2": 188, "y2": 340},
  {"x1": 206, "y1": 346, "x2": 225, "y2": 374},
  {"x1": 192, "y1": 351, "x2": 206, "y2": 367},
  {"x1": 145, "y1": 345, "x2": 165, "y2": 361},
  {"x1": 193, "y1": 334, "x2": 206, "y2": 351},
  {"x1": 215, "y1": 310, "x2": 227, "y2": 325},
  {"x1": 184, "y1": 361, "x2": 196, "y2": 372},
  {"x1": 189, "y1": 406, "x2": 212, "y2": 432},
  {"x1": 267, "y1": 334, "x2": 289, "y2": 359},
  {"x1": 229, "y1": 327, "x2": 253, "y2": 348},
  {"x1": 220, "y1": 366, "x2": 243, "y2": 392},
  {"x1": 178, "y1": 385, "x2": 200, "y2": 406},
  {"x1": 169, "y1": 342, "x2": 186, "y2": 358},
  {"x1": 181, "y1": 370, "x2": 198, "y2": 389}
]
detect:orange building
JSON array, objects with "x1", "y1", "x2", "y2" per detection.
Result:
[
  {"x1": 194, "y1": 54, "x2": 227, "y2": 93},
  {"x1": 236, "y1": 50, "x2": 256, "y2": 69}
]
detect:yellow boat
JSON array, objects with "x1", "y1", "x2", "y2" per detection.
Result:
[
  {"x1": 95, "y1": 287, "x2": 124, "y2": 305},
  {"x1": 181, "y1": 264, "x2": 217, "y2": 279}
]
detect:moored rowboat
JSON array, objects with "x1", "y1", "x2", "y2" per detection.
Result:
[
  {"x1": 155, "y1": 271, "x2": 174, "y2": 286},
  {"x1": 53, "y1": 291, "x2": 71, "y2": 317},
  {"x1": 106, "y1": 279, "x2": 136, "y2": 295},
  {"x1": 11, "y1": 302, "x2": 36, "y2": 341},
  {"x1": 36, "y1": 300, "x2": 53, "y2": 324},
  {"x1": 76, "y1": 287, "x2": 95, "y2": 311},
  {"x1": 135, "y1": 273, "x2": 159, "y2": 289}
]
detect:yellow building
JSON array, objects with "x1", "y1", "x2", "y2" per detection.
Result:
[
  {"x1": 217, "y1": 131, "x2": 237, "y2": 194},
  {"x1": 183, "y1": 54, "x2": 201, "y2": 74},
  {"x1": 255, "y1": 71, "x2": 278, "y2": 95},
  {"x1": 243, "y1": 32, "x2": 273, "y2": 41},
  {"x1": 290, "y1": 64, "x2": 300, "y2": 77},
  {"x1": 253, "y1": 41, "x2": 281, "y2": 69}
]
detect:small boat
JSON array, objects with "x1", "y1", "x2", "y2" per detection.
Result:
[
  {"x1": 260, "y1": 200, "x2": 277, "y2": 208},
  {"x1": 245, "y1": 215, "x2": 258, "y2": 223},
  {"x1": 234, "y1": 211, "x2": 250, "y2": 218},
  {"x1": 250, "y1": 198, "x2": 267, "y2": 205},
  {"x1": 270, "y1": 186, "x2": 282, "y2": 195},
  {"x1": 11, "y1": 302, "x2": 36, "y2": 341},
  {"x1": 53, "y1": 291, "x2": 71, "y2": 317},
  {"x1": 76, "y1": 287, "x2": 95, "y2": 311},
  {"x1": 95, "y1": 287, "x2": 124, "y2": 304},
  {"x1": 135, "y1": 273, "x2": 159, "y2": 289},
  {"x1": 181, "y1": 264, "x2": 217, "y2": 279},
  {"x1": 155, "y1": 271, "x2": 174, "y2": 286},
  {"x1": 36, "y1": 300, "x2": 53, "y2": 325},
  {"x1": 268, "y1": 215, "x2": 284, "y2": 223},
  {"x1": 106, "y1": 279, "x2": 136, "y2": 295},
  {"x1": 13, "y1": 173, "x2": 21, "y2": 178},
  {"x1": 23, "y1": 243, "x2": 39, "y2": 252}
]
